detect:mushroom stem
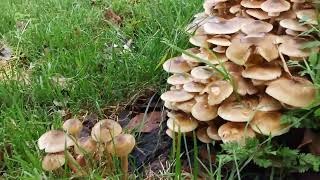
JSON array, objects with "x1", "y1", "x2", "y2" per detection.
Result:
[
  {"x1": 121, "y1": 155, "x2": 129, "y2": 180},
  {"x1": 277, "y1": 26, "x2": 284, "y2": 35},
  {"x1": 65, "y1": 151, "x2": 87, "y2": 176},
  {"x1": 269, "y1": 17, "x2": 275, "y2": 24}
]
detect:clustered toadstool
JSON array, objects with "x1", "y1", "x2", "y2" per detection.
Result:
[
  {"x1": 38, "y1": 118, "x2": 135, "y2": 179},
  {"x1": 162, "y1": 0, "x2": 318, "y2": 145}
]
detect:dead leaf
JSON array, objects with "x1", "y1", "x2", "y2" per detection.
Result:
[
  {"x1": 126, "y1": 112, "x2": 164, "y2": 133},
  {"x1": 104, "y1": 8, "x2": 122, "y2": 25},
  {"x1": 80, "y1": 113, "x2": 98, "y2": 138},
  {"x1": 298, "y1": 129, "x2": 320, "y2": 155}
]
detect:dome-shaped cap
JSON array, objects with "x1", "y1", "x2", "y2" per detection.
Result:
[
  {"x1": 164, "y1": 101, "x2": 178, "y2": 110},
  {"x1": 250, "y1": 111, "x2": 290, "y2": 136},
  {"x1": 197, "y1": 127, "x2": 212, "y2": 143},
  {"x1": 74, "y1": 136, "x2": 97, "y2": 155},
  {"x1": 266, "y1": 76, "x2": 316, "y2": 107},
  {"x1": 106, "y1": 134, "x2": 135, "y2": 157},
  {"x1": 191, "y1": 102, "x2": 218, "y2": 121},
  {"x1": 161, "y1": 90, "x2": 195, "y2": 102},
  {"x1": 189, "y1": 35, "x2": 209, "y2": 47},
  {"x1": 218, "y1": 98, "x2": 258, "y2": 122},
  {"x1": 167, "y1": 73, "x2": 193, "y2": 85},
  {"x1": 203, "y1": 80, "x2": 233, "y2": 105},
  {"x1": 296, "y1": 9, "x2": 317, "y2": 25},
  {"x1": 241, "y1": 63, "x2": 282, "y2": 81},
  {"x1": 163, "y1": 56, "x2": 191, "y2": 73},
  {"x1": 218, "y1": 122, "x2": 256, "y2": 144},
  {"x1": 183, "y1": 82, "x2": 205, "y2": 93},
  {"x1": 261, "y1": 0, "x2": 291, "y2": 14},
  {"x1": 207, "y1": 37, "x2": 231, "y2": 46},
  {"x1": 241, "y1": 20, "x2": 273, "y2": 35},
  {"x1": 246, "y1": 9, "x2": 270, "y2": 20},
  {"x1": 196, "y1": 48, "x2": 228, "y2": 64},
  {"x1": 191, "y1": 66, "x2": 214, "y2": 80},
  {"x1": 207, "y1": 125, "x2": 222, "y2": 141},
  {"x1": 63, "y1": 119, "x2": 83, "y2": 136},
  {"x1": 204, "y1": 16, "x2": 253, "y2": 35},
  {"x1": 175, "y1": 99, "x2": 196, "y2": 113},
  {"x1": 257, "y1": 94, "x2": 282, "y2": 112},
  {"x1": 167, "y1": 113, "x2": 198, "y2": 133},
  {"x1": 38, "y1": 130, "x2": 75, "y2": 153},
  {"x1": 279, "y1": 19, "x2": 308, "y2": 32},
  {"x1": 42, "y1": 153, "x2": 65, "y2": 171},
  {"x1": 279, "y1": 38, "x2": 313, "y2": 58},
  {"x1": 91, "y1": 119, "x2": 122, "y2": 143}
]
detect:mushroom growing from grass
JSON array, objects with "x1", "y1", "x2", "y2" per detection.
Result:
[
  {"x1": 106, "y1": 134, "x2": 136, "y2": 180},
  {"x1": 63, "y1": 118, "x2": 83, "y2": 139},
  {"x1": 42, "y1": 152, "x2": 65, "y2": 172}
]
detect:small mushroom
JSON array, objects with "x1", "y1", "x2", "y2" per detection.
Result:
[
  {"x1": 250, "y1": 111, "x2": 290, "y2": 136},
  {"x1": 226, "y1": 34, "x2": 252, "y2": 65},
  {"x1": 279, "y1": 38, "x2": 313, "y2": 58},
  {"x1": 246, "y1": 9, "x2": 270, "y2": 20},
  {"x1": 160, "y1": 90, "x2": 195, "y2": 102},
  {"x1": 63, "y1": 118, "x2": 83, "y2": 138},
  {"x1": 91, "y1": 120, "x2": 122, "y2": 143},
  {"x1": 203, "y1": 80, "x2": 233, "y2": 105},
  {"x1": 207, "y1": 125, "x2": 222, "y2": 141},
  {"x1": 257, "y1": 94, "x2": 282, "y2": 112},
  {"x1": 183, "y1": 81, "x2": 206, "y2": 93},
  {"x1": 241, "y1": 20, "x2": 273, "y2": 35},
  {"x1": 218, "y1": 122, "x2": 256, "y2": 145},
  {"x1": 167, "y1": 113, "x2": 198, "y2": 133},
  {"x1": 74, "y1": 136, "x2": 97, "y2": 155},
  {"x1": 175, "y1": 99, "x2": 196, "y2": 113},
  {"x1": 189, "y1": 35, "x2": 209, "y2": 47},
  {"x1": 240, "y1": 0, "x2": 263, "y2": 9},
  {"x1": 42, "y1": 152, "x2": 65, "y2": 171},
  {"x1": 241, "y1": 63, "x2": 282, "y2": 80},
  {"x1": 167, "y1": 73, "x2": 193, "y2": 85},
  {"x1": 106, "y1": 134, "x2": 135, "y2": 180},
  {"x1": 279, "y1": 19, "x2": 308, "y2": 32},
  {"x1": 296, "y1": 9, "x2": 317, "y2": 25},
  {"x1": 191, "y1": 102, "x2": 218, "y2": 121},
  {"x1": 163, "y1": 56, "x2": 192, "y2": 73},
  {"x1": 38, "y1": 130, "x2": 74, "y2": 153},
  {"x1": 191, "y1": 66, "x2": 215, "y2": 80},
  {"x1": 261, "y1": 0, "x2": 291, "y2": 17},
  {"x1": 197, "y1": 127, "x2": 212, "y2": 143}
]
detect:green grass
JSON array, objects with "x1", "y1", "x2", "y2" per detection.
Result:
[{"x1": 0, "y1": 0, "x2": 202, "y2": 179}]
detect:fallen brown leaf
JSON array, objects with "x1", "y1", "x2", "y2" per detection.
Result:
[
  {"x1": 126, "y1": 111, "x2": 164, "y2": 132},
  {"x1": 104, "y1": 8, "x2": 122, "y2": 25},
  {"x1": 298, "y1": 129, "x2": 320, "y2": 155}
]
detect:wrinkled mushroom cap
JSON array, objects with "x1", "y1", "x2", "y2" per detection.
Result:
[
  {"x1": 62, "y1": 118, "x2": 83, "y2": 136},
  {"x1": 163, "y1": 56, "x2": 191, "y2": 73},
  {"x1": 106, "y1": 134, "x2": 135, "y2": 157},
  {"x1": 161, "y1": 90, "x2": 195, "y2": 102},
  {"x1": 204, "y1": 80, "x2": 233, "y2": 105},
  {"x1": 38, "y1": 130, "x2": 75, "y2": 153},
  {"x1": 207, "y1": 125, "x2": 222, "y2": 141},
  {"x1": 266, "y1": 76, "x2": 316, "y2": 107},
  {"x1": 241, "y1": 63, "x2": 282, "y2": 80},
  {"x1": 91, "y1": 119, "x2": 122, "y2": 143},
  {"x1": 250, "y1": 111, "x2": 290, "y2": 136},
  {"x1": 257, "y1": 94, "x2": 282, "y2": 111},
  {"x1": 167, "y1": 113, "x2": 198, "y2": 133},
  {"x1": 191, "y1": 102, "x2": 218, "y2": 121},
  {"x1": 42, "y1": 153, "x2": 65, "y2": 171},
  {"x1": 167, "y1": 73, "x2": 193, "y2": 85},
  {"x1": 197, "y1": 127, "x2": 212, "y2": 143},
  {"x1": 218, "y1": 98, "x2": 258, "y2": 122},
  {"x1": 74, "y1": 136, "x2": 97, "y2": 155},
  {"x1": 218, "y1": 122, "x2": 256, "y2": 144}
]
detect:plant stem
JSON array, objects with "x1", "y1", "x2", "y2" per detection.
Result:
[{"x1": 121, "y1": 155, "x2": 128, "y2": 180}]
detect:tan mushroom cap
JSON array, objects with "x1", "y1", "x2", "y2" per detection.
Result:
[
  {"x1": 279, "y1": 39, "x2": 313, "y2": 58},
  {"x1": 251, "y1": 79, "x2": 271, "y2": 86},
  {"x1": 164, "y1": 101, "x2": 178, "y2": 110},
  {"x1": 241, "y1": 0, "x2": 263, "y2": 8},
  {"x1": 255, "y1": 34, "x2": 279, "y2": 62},
  {"x1": 197, "y1": 127, "x2": 212, "y2": 143},
  {"x1": 175, "y1": 99, "x2": 196, "y2": 113},
  {"x1": 217, "y1": 61, "x2": 244, "y2": 75},
  {"x1": 195, "y1": 94, "x2": 208, "y2": 103},
  {"x1": 62, "y1": 119, "x2": 83, "y2": 136},
  {"x1": 38, "y1": 130, "x2": 75, "y2": 153},
  {"x1": 266, "y1": 76, "x2": 316, "y2": 108},
  {"x1": 163, "y1": 56, "x2": 192, "y2": 73},
  {"x1": 42, "y1": 153, "x2": 65, "y2": 171},
  {"x1": 257, "y1": 94, "x2": 282, "y2": 112},
  {"x1": 261, "y1": 0, "x2": 291, "y2": 14},
  {"x1": 218, "y1": 98, "x2": 258, "y2": 122},
  {"x1": 241, "y1": 63, "x2": 282, "y2": 80},
  {"x1": 232, "y1": 74, "x2": 258, "y2": 96},
  {"x1": 183, "y1": 81, "x2": 205, "y2": 93},
  {"x1": 74, "y1": 136, "x2": 97, "y2": 155},
  {"x1": 91, "y1": 119, "x2": 122, "y2": 143},
  {"x1": 212, "y1": 46, "x2": 226, "y2": 53},
  {"x1": 250, "y1": 111, "x2": 290, "y2": 136},
  {"x1": 106, "y1": 134, "x2": 135, "y2": 157},
  {"x1": 241, "y1": 20, "x2": 273, "y2": 35},
  {"x1": 196, "y1": 48, "x2": 228, "y2": 64},
  {"x1": 204, "y1": 17, "x2": 251, "y2": 35},
  {"x1": 280, "y1": 19, "x2": 309, "y2": 32},
  {"x1": 203, "y1": 80, "x2": 233, "y2": 105},
  {"x1": 182, "y1": 48, "x2": 201, "y2": 62},
  {"x1": 167, "y1": 73, "x2": 193, "y2": 85},
  {"x1": 246, "y1": 9, "x2": 270, "y2": 20},
  {"x1": 161, "y1": 90, "x2": 195, "y2": 102},
  {"x1": 207, "y1": 125, "x2": 222, "y2": 141},
  {"x1": 218, "y1": 122, "x2": 256, "y2": 144},
  {"x1": 226, "y1": 34, "x2": 252, "y2": 65},
  {"x1": 191, "y1": 102, "x2": 218, "y2": 121},
  {"x1": 189, "y1": 35, "x2": 209, "y2": 47},
  {"x1": 167, "y1": 113, "x2": 198, "y2": 133},
  {"x1": 296, "y1": 9, "x2": 317, "y2": 25},
  {"x1": 191, "y1": 66, "x2": 214, "y2": 80},
  {"x1": 230, "y1": 4, "x2": 241, "y2": 14},
  {"x1": 166, "y1": 129, "x2": 176, "y2": 139},
  {"x1": 207, "y1": 37, "x2": 231, "y2": 46}
]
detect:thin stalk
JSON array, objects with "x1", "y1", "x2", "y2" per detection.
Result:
[{"x1": 121, "y1": 155, "x2": 129, "y2": 180}]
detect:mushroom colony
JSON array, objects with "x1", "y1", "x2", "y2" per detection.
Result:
[
  {"x1": 38, "y1": 118, "x2": 135, "y2": 178},
  {"x1": 161, "y1": 0, "x2": 318, "y2": 145}
]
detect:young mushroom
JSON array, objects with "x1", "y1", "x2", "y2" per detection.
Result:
[
  {"x1": 63, "y1": 118, "x2": 83, "y2": 139},
  {"x1": 218, "y1": 122, "x2": 256, "y2": 145},
  {"x1": 106, "y1": 134, "x2": 136, "y2": 180},
  {"x1": 42, "y1": 152, "x2": 65, "y2": 172}
]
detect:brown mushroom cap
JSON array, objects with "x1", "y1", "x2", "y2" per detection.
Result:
[
  {"x1": 246, "y1": 9, "x2": 270, "y2": 20},
  {"x1": 62, "y1": 119, "x2": 83, "y2": 136},
  {"x1": 296, "y1": 9, "x2": 317, "y2": 25},
  {"x1": 183, "y1": 81, "x2": 206, "y2": 93},
  {"x1": 266, "y1": 76, "x2": 316, "y2": 107},
  {"x1": 232, "y1": 74, "x2": 258, "y2": 96},
  {"x1": 196, "y1": 48, "x2": 228, "y2": 64},
  {"x1": 191, "y1": 102, "x2": 218, "y2": 121},
  {"x1": 207, "y1": 125, "x2": 222, "y2": 141},
  {"x1": 164, "y1": 101, "x2": 178, "y2": 110},
  {"x1": 42, "y1": 153, "x2": 65, "y2": 171},
  {"x1": 106, "y1": 134, "x2": 135, "y2": 157},
  {"x1": 161, "y1": 90, "x2": 195, "y2": 102},
  {"x1": 167, "y1": 73, "x2": 193, "y2": 85},
  {"x1": 261, "y1": 0, "x2": 291, "y2": 14},
  {"x1": 191, "y1": 66, "x2": 214, "y2": 80},
  {"x1": 257, "y1": 94, "x2": 282, "y2": 112},
  {"x1": 207, "y1": 37, "x2": 231, "y2": 46},
  {"x1": 38, "y1": 130, "x2": 75, "y2": 153},
  {"x1": 166, "y1": 129, "x2": 176, "y2": 139},
  {"x1": 241, "y1": 63, "x2": 282, "y2": 80},
  {"x1": 163, "y1": 56, "x2": 192, "y2": 73},
  {"x1": 182, "y1": 48, "x2": 201, "y2": 62},
  {"x1": 218, "y1": 122, "x2": 256, "y2": 144},
  {"x1": 279, "y1": 19, "x2": 308, "y2": 31},
  {"x1": 279, "y1": 38, "x2": 313, "y2": 58},
  {"x1": 197, "y1": 127, "x2": 212, "y2": 143},
  {"x1": 204, "y1": 17, "x2": 252, "y2": 35},
  {"x1": 241, "y1": 20, "x2": 273, "y2": 35},
  {"x1": 91, "y1": 119, "x2": 122, "y2": 143},
  {"x1": 241, "y1": 0, "x2": 263, "y2": 8},
  {"x1": 226, "y1": 34, "x2": 252, "y2": 65},
  {"x1": 175, "y1": 99, "x2": 196, "y2": 113},
  {"x1": 204, "y1": 80, "x2": 233, "y2": 105},
  {"x1": 250, "y1": 111, "x2": 290, "y2": 136},
  {"x1": 189, "y1": 35, "x2": 209, "y2": 47},
  {"x1": 218, "y1": 98, "x2": 258, "y2": 122},
  {"x1": 167, "y1": 113, "x2": 198, "y2": 133},
  {"x1": 74, "y1": 136, "x2": 97, "y2": 155},
  {"x1": 255, "y1": 34, "x2": 279, "y2": 62}
]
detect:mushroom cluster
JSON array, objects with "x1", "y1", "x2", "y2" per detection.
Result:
[
  {"x1": 162, "y1": 0, "x2": 318, "y2": 145},
  {"x1": 38, "y1": 118, "x2": 135, "y2": 179}
]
